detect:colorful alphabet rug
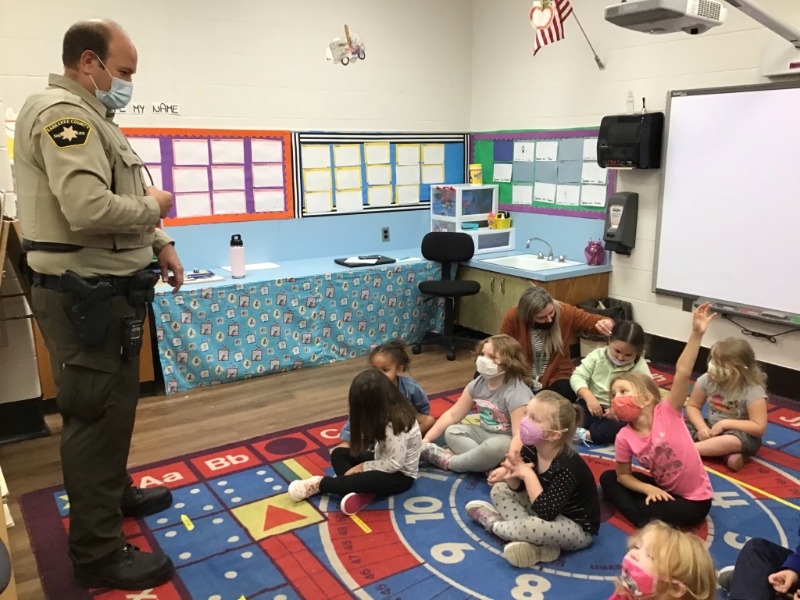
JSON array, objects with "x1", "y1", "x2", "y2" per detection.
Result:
[{"x1": 20, "y1": 368, "x2": 800, "y2": 599}]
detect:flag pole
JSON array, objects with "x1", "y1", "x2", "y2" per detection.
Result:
[{"x1": 570, "y1": 9, "x2": 606, "y2": 70}]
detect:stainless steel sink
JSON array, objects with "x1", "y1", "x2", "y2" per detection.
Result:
[{"x1": 480, "y1": 254, "x2": 584, "y2": 271}]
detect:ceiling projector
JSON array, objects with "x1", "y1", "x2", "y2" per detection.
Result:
[{"x1": 605, "y1": 0, "x2": 727, "y2": 35}]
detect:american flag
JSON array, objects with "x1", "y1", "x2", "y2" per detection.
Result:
[{"x1": 531, "y1": 0, "x2": 573, "y2": 56}]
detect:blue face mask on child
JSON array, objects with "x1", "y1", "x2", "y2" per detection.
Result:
[{"x1": 607, "y1": 348, "x2": 633, "y2": 368}]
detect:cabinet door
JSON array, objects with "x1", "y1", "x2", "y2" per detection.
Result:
[{"x1": 456, "y1": 266, "x2": 496, "y2": 335}]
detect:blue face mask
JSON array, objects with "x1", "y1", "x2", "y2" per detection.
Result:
[{"x1": 91, "y1": 57, "x2": 133, "y2": 110}]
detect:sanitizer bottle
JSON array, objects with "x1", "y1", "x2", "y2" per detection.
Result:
[
  {"x1": 626, "y1": 91, "x2": 635, "y2": 114},
  {"x1": 230, "y1": 234, "x2": 246, "y2": 279}
]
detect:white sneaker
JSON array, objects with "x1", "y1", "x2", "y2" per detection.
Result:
[
  {"x1": 288, "y1": 475, "x2": 323, "y2": 501},
  {"x1": 573, "y1": 427, "x2": 591, "y2": 446},
  {"x1": 717, "y1": 565, "x2": 735, "y2": 592}
]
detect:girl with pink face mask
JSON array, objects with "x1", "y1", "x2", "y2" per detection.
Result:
[
  {"x1": 609, "y1": 520, "x2": 716, "y2": 600},
  {"x1": 464, "y1": 391, "x2": 600, "y2": 569},
  {"x1": 599, "y1": 303, "x2": 717, "y2": 529}
]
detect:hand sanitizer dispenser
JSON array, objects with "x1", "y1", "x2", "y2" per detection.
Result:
[{"x1": 603, "y1": 192, "x2": 638, "y2": 255}]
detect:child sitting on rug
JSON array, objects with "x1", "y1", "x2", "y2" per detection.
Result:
[
  {"x1": 609, "y1": 520, "x2": 716, "y2": 600},
  {"x1": 465, "y1": 391, "x2": 600, "y2": 568},
  {"x1": 288, "y1": 369, "x2": 421, "y2": 515},
  {"x1": 570, "y1": 320, "x2": 652, "y2": 445},
  {"x1": 684, "y1": 337, "x2": 767, "y2": 472},
  {"x1": 599, "y1": 303, "x2": 716, "y2": 529},
  {"x1": 338, "y1": 340, "x2": 434, "y2": 447},
  {"x1": 420, "y1": 334, "x2": 532, "y2": 474}
]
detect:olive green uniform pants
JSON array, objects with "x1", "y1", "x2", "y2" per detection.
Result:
[{"x1": 32, "y1": 286, "x2": 141, "y2": 568}]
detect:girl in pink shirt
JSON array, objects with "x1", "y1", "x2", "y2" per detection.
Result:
[{"x1": 599, "y1": 303, "x2": 716, "y2": 529}]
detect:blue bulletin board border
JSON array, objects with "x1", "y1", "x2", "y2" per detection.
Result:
[{"x1": 293, "y1": 132, "x2": 467, "y2": 217}]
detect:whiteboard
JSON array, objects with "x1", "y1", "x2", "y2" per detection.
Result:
[{"x1": 654, "y1": 82, "x2": 800, "y2": 316}]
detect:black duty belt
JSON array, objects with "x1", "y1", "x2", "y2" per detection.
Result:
[{"x1": 32, "y1": 271, "x2": 132, "y2": 296}]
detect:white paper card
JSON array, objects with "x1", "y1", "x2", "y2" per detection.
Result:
[
  {"x1": 146, "y1": 165, "x2": 163, "y2": 190},
  {"x1": 513, "y1": 141, "x2": 535, "y2": 162},
  {"x1": 582, "y1": 162, "x2": 608, "y2": 185},
  {"x1": 534, "y1": 182, "x2": 556, "y2": 203},
  {"x1": 303, "y1": 168, "x2": 332, "y2": 192},
  {"x1": 335, "y1": 167, "x2": 362, "y2": 190},
  {"x1": 583, "y1": 138, "x2": 598, "y2": 161},
  {"x1": 220, "y1": 262, "x2": 280, "y2": 272},
  {"x1": 301, "y1": 144, "x2": 331, "y2": 169},
  {"x1": 253, "y1": 163, "x2": 284, "y2": 188},
  {"x1": 580, "y1": 184, "x2": 608, "y2": 207},
  {"x1": 494, "y1": 163, "x2": 512, "y2": 183},
  {"x1": 396, "y1": 144, "x2": 420, "y2": 165},
  {"x1": 305, "y1": 191, "x2": 332, "y2": 213},
  {"x1": 512, "y1": 184, "x2": 533, "y2": 204},
  {"x1": 421, "y1": 164, "x2": 444, "y2": 184},
  {"x1": 213, "y1": 191, "x2": 247, "y2": 214},
  {"x1": 397, "y1": 185, "x2": 420, "y2": 205},
  {"x1": 175, "y1": 193, "x2": 212, "y2": 218},
  {"x1": 254, "y1": 189, "x2": 285, "y2": 212},
  {"x1": 556, "y1": 184, "x2": 581, "y2": 206},
  {"x1": 129, "y1": 137, "x2": 161, "y2": 163},
  {"x1": 210, "y1": 139, "x2": 244, "y2": 164},
  {"x1": 422, "y1": 144, "x2": 445, "y2": 164},
  {"x1": 173, "y1": 167, "x2": 209, "y2": 193},
  {"x1": 368, "y1": 186, "x2": 393, "y2": 206},
  {"x1": 396, "y1": 165, "x2": 420, "y2": 185},
  {"x1": 367, "y1": 164, "x2": 392, "y2": 186},
  {"x1": 335, "y1": 190, "x2": 364, "y2": 212},
  {"x1": 536, "y1": 141, "x2": 558, "y2": 161},
  {"x1": 364, "y1": 142, "x2": 390, "y2": 164},
  {"x1": 211, "y1": 166, "x2": 245, "y2": 190},
  {"x1": 333, "y1": 144, "x2": 362, "y2": 167},
  {"x1": 173, "y1": 139, "x2": 209, "y2": 165},
  {"x1": 251, "y1": 139, "x2": 283, "y2": 163}
]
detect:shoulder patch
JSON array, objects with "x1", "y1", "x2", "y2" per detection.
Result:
[{"x1": 44, "y1": 118, "x2": 92, "y2": 148}]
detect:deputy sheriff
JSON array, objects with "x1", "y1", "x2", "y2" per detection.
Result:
[{"x1": 15, "y1": 19, "x2": 183, "y2": 591}]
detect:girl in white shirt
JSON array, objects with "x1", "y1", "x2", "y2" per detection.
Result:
[{"x1": 288, "y1": 369, "x2": 421, "y2": 516}]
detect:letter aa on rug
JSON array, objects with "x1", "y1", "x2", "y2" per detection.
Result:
[{"x1": 20, "y1": 372, "x2": 800, "y2": 599}]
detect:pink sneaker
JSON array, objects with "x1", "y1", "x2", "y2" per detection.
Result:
[
  {"x1": 288, "y1": 475, "x2": 322, "y2": 501},
  {"x1": 465, "y1": 500, "x2": 502, "y2": 532},
  {"x1": 341, "y1": 492, "x2": 376, "y2": 515},
  {"x1": 420, "y1": 443, "x2": 453, "y2": 470}
]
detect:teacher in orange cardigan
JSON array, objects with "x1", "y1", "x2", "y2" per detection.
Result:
[{"x1": 500, "y1": 285, "x2": 614, "y2": 401}]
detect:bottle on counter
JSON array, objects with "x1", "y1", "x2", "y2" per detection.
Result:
[{"x1": 230, "y1": 234, "x2": 246, "y2": 278}]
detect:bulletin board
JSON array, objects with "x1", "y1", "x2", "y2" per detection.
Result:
[
  {"x1": 123, "y1": 128, "x2": 294, "y2": 226},
  {"x1": 470, "y1": 128, "x2": 616, "y2": 220},
  {"x1": 293, "y1": 132, "x2": 466, "y2": 216}
]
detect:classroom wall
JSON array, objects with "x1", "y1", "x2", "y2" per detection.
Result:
[
  {"x1": 471, "y1": 0, "x2": 800, "y2": 371},
  {"x1": 0, "y1": 0, "x2": 473, "y2": 265}
]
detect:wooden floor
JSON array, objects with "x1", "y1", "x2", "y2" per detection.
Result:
[{"x1": 0, "y1": 349, "x2": 475, "y2": 600}]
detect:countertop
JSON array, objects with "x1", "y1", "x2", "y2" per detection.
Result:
[{"x1": 464, "y1": 251, "x2": 611, "y2": 282}]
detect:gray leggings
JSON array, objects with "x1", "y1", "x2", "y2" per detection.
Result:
[
  {"x1": 444, "y1": 424, "x2": 512, "y2": 473},
  {"x1": 490, "y1": 482, "x2": 594, "y2": 551}
]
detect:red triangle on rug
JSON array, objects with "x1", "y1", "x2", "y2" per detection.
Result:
[{"x1": 264, "y1": 503, "x2": 307, "y2": 530}]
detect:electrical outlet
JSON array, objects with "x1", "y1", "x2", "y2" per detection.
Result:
[{"x1": 381, "y1": 227, "x2": 390, "y2": 242}]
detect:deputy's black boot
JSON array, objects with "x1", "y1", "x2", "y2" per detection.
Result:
[
  {"x1": 120, "y1": 485, "x2": 172, "y2": 517},
  {"x1": 74, "y1": 544, "x2": 174, "y2": 590}
]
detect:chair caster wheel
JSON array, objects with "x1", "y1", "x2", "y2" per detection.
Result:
[
  {"x1": 446, "y1": 351, "x2": 456, "y2": 361},
  {"x1": 411, "y1": 344, "x2": 422, "y2": 355}
]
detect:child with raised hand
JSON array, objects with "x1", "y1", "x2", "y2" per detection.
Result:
[
  {"x1": 609, "y1": 520, "x2": 716, "y2": 600},
  {"x1": 338, "y1": 340, "x2": 434, "y2": 447},
  {"x1": 599, "y1": 302, "x2": 717, "y2": 529},
  {"x1": 419, "y1": 334, "x2": 533, "y2": 473},
  {"x1": 570, "y1": 320, "x2": 652, "y2": 445},
  {"x1": 684, "y1": 337, "x2": 767, "y2": 472},
  {"x1": 465, "y1": 391, "x2": 600, "y2": 568},
  {"x1": 289, "y1": 369, "x2": 421, "y2": 515}
]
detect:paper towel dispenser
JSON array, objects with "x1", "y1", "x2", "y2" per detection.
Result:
[{"x1": 597, "y1": 113, "x2": 664, "y2": 169}]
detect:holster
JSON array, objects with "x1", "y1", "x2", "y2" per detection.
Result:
[
  {"x1": 61, "y1": 270, "x2": 113, "y2": 348},
  {"x1": 127, "y1": 270, "x2": 159, "y2": 308}
]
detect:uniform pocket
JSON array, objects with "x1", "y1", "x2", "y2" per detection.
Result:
[{"x1": 56, "y1": 364, "x2": 118, "y2": 422}]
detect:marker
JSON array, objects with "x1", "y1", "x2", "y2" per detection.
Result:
[
  {"x1": 349, "y1": 514, "x2": 371, "y2": 533},
  {"x1": 181, "y1": 514, "x2": 195, "y2": 531}
]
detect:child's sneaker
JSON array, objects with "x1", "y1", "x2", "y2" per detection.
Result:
[
  {"x1": 288, "y1": 475, "x2": 322, "y2": 501},
  {"x1": 503, "y1": 542, "x2": 560, "y2": 568},
  {"x1": 717, "y1": 565, "x2": 734, "y2": 592},
  {"x1": 573, "y1": 427, "x2": 592, "y2": 446},
  {"x1": 420, "y1": 442, "x2": 453, "y2": 470},
  {"x1": 465, "y1": 500, "x2": 502, "y2": 532},
  {"x1": 341, "y1": 492, "x2": 375, "y2": 515}
]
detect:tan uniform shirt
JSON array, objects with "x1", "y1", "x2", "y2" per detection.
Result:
[{"x1": 15, "y1": 74, "x2": 172, "y2": 277}]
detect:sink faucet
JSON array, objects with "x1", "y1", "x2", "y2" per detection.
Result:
[{"x1": 525, "y1": 237, "x2": 554, "y2": 261}]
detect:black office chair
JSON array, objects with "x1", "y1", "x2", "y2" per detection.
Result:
[
  {"x1": 0, "y1": 538, "x2": 10, "y2": 594},
  {"x1": 412, "y1": 232, "x2": 481, "y2": 361}
]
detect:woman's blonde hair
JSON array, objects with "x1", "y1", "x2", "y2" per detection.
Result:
[
  {"x1": 476, "y1": 334, "x2": 533, "y2": 387},
  {"x1": 709, "y1": 337, "x2": 767, "y2": 392},
  {"x1": 610, "y1": 372, "x2": 662, "y2": 407},
  {"x1": 531, "y1": 390, "x2": 581, "y2": 456},
  {"x1": 517, "y1": 286, "x2": 564, "y2": 358},
  {"x1": 614, "y1": 520, "x2": 716, "y2": 600}
]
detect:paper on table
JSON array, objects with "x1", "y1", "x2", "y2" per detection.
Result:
[
  {"x1": 156, "y1": 274, "x2": 225, "y2": 289},
  {"x1": 252, "y1": 139, "x2": 283, "y2": 163},
  {"x1": 534, "y1": 182, "x2": 556, "y2": 203},
  {"x1": 556, "y1": 184, "x2": 581, "y2": 206},
  {"x1": 220, "y1": 262, "x2": 280, "y2": 272},
  {"x1": 333, "y1": 144, "x2": 362, "y2": 167},
  {"x1": 301, "y1": 144, "x2": 331, "y2": 169},
  {"x1": 173, "y1": 167, "x2": 210, "y2": 193},
  {"x1": 254, "y1": 189, "x2": 285, "y2": 212},
  {"x1": 343, "y1": 257, "x2": 379, "y2": 265},
  {"x1": 173, "y1": 139, "x2": 210, "y2": 165},
  {"x1": 364, "y1": 142, "x2": 390, "y2": 164},
  {"x1": 396, "y1": 144, "x2": 420, "y2": 165},
  {"x1": 211, "y1": 166, "x2": 245, "y2": 190},
  {"x1": 422, "y1": 144, "x2": 445, "y2": 164},
  {"x1": 175, "y1": 192, "x2": 212, "y2": 218},
  {"x1": 580, "y1": 184, "x2": 607, "y2": 207},
  {"x1": 212, "y1": 191, "x2": 247, "y2": 214},
  {"x1": 536, "y1": 141, "x2": 558, "y2": 161},
  {"x1": 366, "y1": 164, "x2": 391, "y2": 185},
  {"x1": 583, "y1": 138, "x2": 598, "y2": 162},
  {"x1": 494, "y1": 163, "x2": 512, "y2": 182},
  {"x1": 513, "y1": 141, "x2": 534, "y2": 162},
  {"x1": 396, "y1": 165, "x2": 420, "y2": 185},
  {"x1": 210, "y1": 139, "x2": 245, "y2": 164},
  {"x1": 335, "y1": 189, "x2": 364, "y2": 212},
  {"x1": 582, "y1": 162, "x2": 608, "y2": 185},
  {"x1": 254, "y1": 164, "x2": 284, "y2": 188},
  {"x1": 128, "y1": 137, "x2": 162, "y2": 163},
  {"x1": 335, "y1": 166, "x2": 363, "y2": 190},
  {"x1": 512, "y1": 184, "x2": 533, "y2": 204}
]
